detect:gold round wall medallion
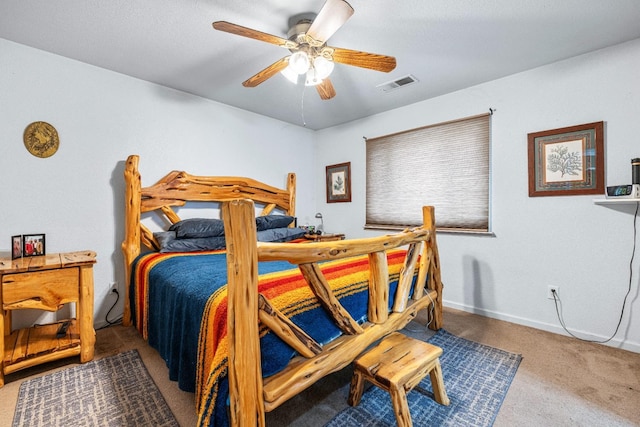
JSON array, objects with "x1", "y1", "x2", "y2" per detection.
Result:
[{"x1": 23, "y1": 121, "x2": 60, "y2": 158}]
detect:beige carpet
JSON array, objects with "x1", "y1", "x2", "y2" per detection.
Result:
[{"x1": 1, "y1": 307, "x2": 638, "y2": 426}]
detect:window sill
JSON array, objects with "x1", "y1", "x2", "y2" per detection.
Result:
[{"x1": 364, "y1": 225, "x2": 495, "y2": 236}]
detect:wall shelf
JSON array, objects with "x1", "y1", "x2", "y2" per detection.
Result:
[{"x1": 593, "y1": 198, "x2": 640, "y2": 205}]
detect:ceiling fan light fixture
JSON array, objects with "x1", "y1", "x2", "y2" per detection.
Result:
[
  {"x1": 281, "y1": 65, "x2": 300, "y2": 84},
  {"x1": 289, "y1": 51, "x2": 310, "y2": 74},
  {"x1": 313, "y1": 56, "x2": 334, "y2": 80}
]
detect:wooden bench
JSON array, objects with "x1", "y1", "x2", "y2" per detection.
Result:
[{"x1": 348, "y1": 332, "x2": 450, "y2": 427}]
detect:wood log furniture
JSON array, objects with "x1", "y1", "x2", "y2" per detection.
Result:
[
  {"x1": 121, "y1": 154, "x2": 444, "y2": 426},
  {"x1": 348, "y1": 332, "x2": 450, "y2": 427},
  {"x1": 0, "y1": 250, "x2": 96, "y2": 387}
]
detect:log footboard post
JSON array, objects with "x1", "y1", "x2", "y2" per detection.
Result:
[
  {"x1": 222, "y1": 199, "x2": 265, "y2": 427},
  {"x1": 423, "y1": 206, "x2": 443, "y2": 330},
  {"x1": 121, "y1": 155, "x2": 142, "y2": 327}
]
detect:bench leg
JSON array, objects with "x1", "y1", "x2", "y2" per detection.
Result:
[
  {"x1": 348, "y1": 369, "x2": 365, "y2": 407},
  {"x1": 389, "y1": 383, "x2": 412, "y2": 427},
  {"x1": 429, "y1": 359, "x2": 450, "y2": 406}
]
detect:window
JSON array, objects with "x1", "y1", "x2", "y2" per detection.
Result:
[{"x1": 366, "y1": 113, "x2": 491, "y2": 232}]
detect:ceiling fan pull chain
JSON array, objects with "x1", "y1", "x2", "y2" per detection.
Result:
[{"x1": 301, "y1": 84, "x2": 307, "y2": 127}]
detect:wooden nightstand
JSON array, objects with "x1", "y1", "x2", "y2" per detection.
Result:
[
  {"x1": 304, "y1": 233, "x2": 346, "y2": 242},
  {"x1": 0, "y1": 251, "x2": 96, "y2": 387}
]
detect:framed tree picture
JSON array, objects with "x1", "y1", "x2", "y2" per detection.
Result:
[
  {"x1": 528, "y1": 121, "x2": 604, "y2": 197},
  {"x1": 326, "y1": 162, "x2": 351, "y2": 203}
]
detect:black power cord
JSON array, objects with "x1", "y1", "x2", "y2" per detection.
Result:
[
  {"x1": 97, "y1": 288, "x2": 123, "y2": 330},
  {"x1": 552, "y1": 202, "x2": 639, "y2": 343}
]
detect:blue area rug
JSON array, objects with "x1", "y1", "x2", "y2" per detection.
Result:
[{"x1": 325, "y1": 330, "x2": 522, "y2": 427}]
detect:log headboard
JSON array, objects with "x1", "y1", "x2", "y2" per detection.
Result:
[{"x1": 121, "y1": 154, "x2": 296, "y2": 326}]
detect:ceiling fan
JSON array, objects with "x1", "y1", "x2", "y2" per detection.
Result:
[{"x1": 212, "y1": 0, "x2": 396, "y2": 100}]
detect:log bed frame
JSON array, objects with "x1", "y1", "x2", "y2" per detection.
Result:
[{"x1": 121, "y1": 154, "x2": 443, "y2": 426}]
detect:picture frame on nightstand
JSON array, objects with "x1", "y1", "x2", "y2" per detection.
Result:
[
  {"x1": 11, "y1": 235, "x2": 22, "y2": 260},
  {"x1": 22, "y1": 233, "x2": 46, "y2": 257}
]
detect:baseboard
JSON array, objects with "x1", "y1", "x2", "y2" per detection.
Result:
[{"x1": 443, "y1": 300, "x2": 640, "y2": 354}]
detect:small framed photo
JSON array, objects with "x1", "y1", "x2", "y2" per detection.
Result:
[
  {"x1": 11, "y1": 235, "x2": 22, "y2": 260},
  {"x1": 326, "y1": 162, "x2": 352, "y2": 203},
  {"x1": 22, "y1": 234, "x2": 46, "y2": 257},
  {"x1": 528, "y1": 121, "x2": 604, "y2": 197}
]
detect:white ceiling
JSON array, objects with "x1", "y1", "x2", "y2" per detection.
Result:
[{"x1": 2, "y1": 0, "x2": 640, "y2": 130}]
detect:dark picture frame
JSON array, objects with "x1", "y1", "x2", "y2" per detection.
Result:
[
  {"x1": 11, "y1": 235, "x2": 22, "y2": 260},
  {"x1": 326, "y1": 162, "x2": 352, "y2": 203},
  {"x1": 528, "y1": 121, "x2": 604, "y2": 197},
  {"x1": 22, "y1": 234, "x2": 46, "y2": 257}
]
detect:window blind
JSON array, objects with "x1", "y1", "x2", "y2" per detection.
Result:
[{"x1": 366, "y1": 113, "x2": 490, "y2": 232}]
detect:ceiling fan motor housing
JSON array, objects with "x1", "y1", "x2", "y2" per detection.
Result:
[{"x1": 287, "y1": 19, "x2": 313, "y2": 43}]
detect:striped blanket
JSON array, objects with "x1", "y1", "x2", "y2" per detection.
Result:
[{"x1": 131, "y1": 248, "x2": 410, "y2": 427}]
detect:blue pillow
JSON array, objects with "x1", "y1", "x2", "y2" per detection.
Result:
[
  {"x1": 169, "y1": 218, "x2": 225, "y2": 239},
  {"x1": 154, "y1": 231, "x2": 226, "y2": 253},
  {"x1": 257, "y1": 227, "x2": 306, "y2": 243},
  {"x1": 154, "y1": 231, "x2": 177, "y2": 248},
  {"x1": 255, "y1": 215, "x2": 295, "y2": 231}
]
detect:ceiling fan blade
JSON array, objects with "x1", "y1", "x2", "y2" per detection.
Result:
[
  {"x1": 316, "y1": 79, "x2": 336, "y2": 100},
  {"x1": 213, "y1": 21, "x2": 296, "y2": 49},
  {"x1": 327, "y1": 47, "x2": 396, "y2": 72},
  {"x1": 242, "y1": 57, "x2": 290, "y2": 87},
  {"x1": 306, "y1": 0, "x2": 354, "y2": 44}
]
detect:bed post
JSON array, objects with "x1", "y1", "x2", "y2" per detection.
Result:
[
  {"x1": 423, "y1": 206, "x2": 443, "y2": 330},
  {"x1": 121, "y1": 155, "x2": 142, "y2": 327},
  {"x1": 286, "y1": 172, "x2": 296, "y2": 217},
  {"x1": 222, "y1": 199, "x2": 265, "y2": 426}
]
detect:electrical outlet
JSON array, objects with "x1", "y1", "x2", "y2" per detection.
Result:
[
  {"x1": 547, "y1": 285, "x2": 559, "y2": 300},
  {"x1": 109, "y1": 281, "x2": 119, "y2": 293}
]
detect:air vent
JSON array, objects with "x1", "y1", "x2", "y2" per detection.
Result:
[{"x1": 376, "y1": 74, "x2": 419, "y2": 92}]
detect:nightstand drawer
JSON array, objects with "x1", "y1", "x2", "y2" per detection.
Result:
[{"x1": 2, "y1": 268, "x2": 79, "y2": 311}]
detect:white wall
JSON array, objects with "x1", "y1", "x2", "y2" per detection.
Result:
[
  {"x1": 314, "y1": 38, "x2": 640, "y2": 352},
  {"x1": 3, "y1": 35, "x2": 639, "y2": 353},
  {"x1": 0, "y1": 39, "x2": 316, "y2": 328}
]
